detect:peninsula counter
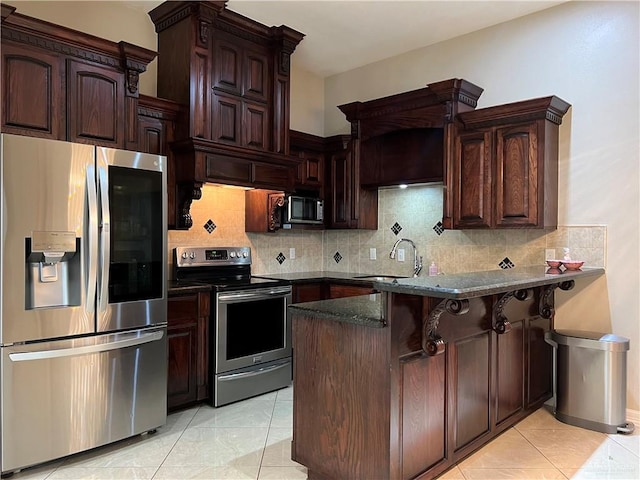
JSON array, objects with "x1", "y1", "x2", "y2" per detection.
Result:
[{"x1": 289, "y1": 267, "x2": 604, "y2": 480}]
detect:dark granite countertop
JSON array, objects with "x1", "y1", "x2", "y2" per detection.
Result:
[
  {"x1": 254, "y1": 271, "x2": 381, "y2": 283},
  {"x1": 256, "y1": 267, "x2": 604, "y2": 299},
  {"x1": 167, "y1": 280, "x2": 212, "y2": 296},
  {"x1": 288, "y1": 267, "x2": 605, "y2": 328},
  {"x1": 289, "y1": 293, "x2": 384, "y2": 328},
  {"x1": 372, "y1": 266, "x2": 605, "y2": 299}
]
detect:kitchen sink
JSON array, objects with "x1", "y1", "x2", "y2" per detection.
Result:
[{"x1": 354, "y1": 275, "x2": 407, "y2": 282}]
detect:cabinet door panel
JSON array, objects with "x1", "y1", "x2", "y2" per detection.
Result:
[
  {"x1": 213, "y1": 40, "x2": 241, "y2": 94},
  {"x1": 329, "y1": 150, "x2": 352, "y2": 228},
  {"x1": 401, "y1": 354, "x2": 446, "y2": 479},
  {"x1": 67, "y1": 60, "x2": 124, "y2": 147},
  {"x1": 168, "y1": 294, "x2": 208, "y2": 409},
  {"x1": 167, "y1": 324, "x2": 198, "y2": 409},
  {"x1": 243, "y1": 49, "x2": 269, "y2": 102},
  {"x1": 495, "y1": 123, "x2": 538, "y2": 227},
  {"x1": 243, "y1": 102, "x2": 269, "y2": 150},
  {"x1": 495, "y1": 321, "x2": 525, "y2": 425},
  {"x1": 454, "y1": 332, "x2": 491, "y2": 450},
  {"x1": 454, "y1": 130, "x2": 493, "y2": 228},
  {"x1": 303, "y1": 152, "x2": 323, "y2": 186},
  {"x1": 138, "y1": 115, "x2": 164, "y2": 155},
  {"x1": 527, "y1": 316, "x2": 553, "y2": 405},
  {"x1": 2, "y1": 45, "x2": 63, "y2": 139},
  {"x1": 212, "y1": 92, "x2": 241, "y2": 145}
]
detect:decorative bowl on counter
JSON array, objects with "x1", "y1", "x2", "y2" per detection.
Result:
[
  {"x1": 546, "y1": 267, "x2": 563, "y2": 275},
  {"x1": 562, "y1": 260, "x2": 584, "y2": 270},
  {"x1": 546, "y1": 260, "x2": 563, "y2": 268}
]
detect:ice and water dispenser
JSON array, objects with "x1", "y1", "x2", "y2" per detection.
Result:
[{"x1": 25, "y1": 231, "x2": 81, "y2": 309}]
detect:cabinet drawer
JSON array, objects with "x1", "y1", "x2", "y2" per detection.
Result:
[{"x1": 168, "y1": 294, "x2": 199, "y2": 324}]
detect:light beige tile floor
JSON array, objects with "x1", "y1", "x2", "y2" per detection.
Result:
[{"x1": 7, "y1": 392, "x2": 639, "y2": 480}]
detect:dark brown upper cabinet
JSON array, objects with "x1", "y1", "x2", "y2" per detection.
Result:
[
  {"x1": 325, "y1": 134, "x2": 378, "y2": 230},
  {"x1": 451, "y1": 96, "x2": 571, "y2": 229},
  {"x1": 67, "y1": 60, "x2": 125, "y2": 147},
  {"x1": 1, "y1": 42, "x2": 63, "y2": 140},
  {"x1": 149, "y1": 1, "x2": 305, "y2": 230},
  {"x1": 137, "y1": 95, "x2": 183, "y2": 229},
  {"x1": 1, "y1": 4, "x2": 156, "y2": 150},
  {"x1": 290, "y1": 130, "x2": 325, "y2": 193},
  {"x1": 338, "y1": 78, "x2": 484, "y2": 189}
]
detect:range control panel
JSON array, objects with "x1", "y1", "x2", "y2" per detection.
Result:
[{"x1": 174, "y1": 247, "x2": 251, "y2": 267}]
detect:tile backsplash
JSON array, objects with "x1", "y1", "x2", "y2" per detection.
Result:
[{"x1": 168, "y1": 184, "x2": 606, "y2": 278}]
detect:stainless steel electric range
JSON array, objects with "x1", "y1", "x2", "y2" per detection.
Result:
[{"x1": 174, "y1": 246, "x2": 292, "y2": 407}]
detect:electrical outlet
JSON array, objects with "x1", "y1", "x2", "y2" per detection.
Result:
[
  {"x1": 369, "y1": 247, "x2": 376, "y2": 260},
  {"x1": 289, "y1": 247, "x2": 296, "y2": 259},
  {"x1": 545, "y1": 249, "x2": 556, "y2": 260},
  {"x1": 397, "y1": 248, "x2": 405, "y2": 262}
]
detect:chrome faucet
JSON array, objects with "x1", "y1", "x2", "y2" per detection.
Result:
[{"x1": 389, "y1": 238, "x2": 423, "y2": 277}]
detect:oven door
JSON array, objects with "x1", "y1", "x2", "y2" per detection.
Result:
[{"x1": 215, "y1": 285, "x2": 292, "y2": 374}]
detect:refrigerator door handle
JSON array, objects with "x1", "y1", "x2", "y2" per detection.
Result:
[
  {"x1": 97, "y1": 164, "x2": 110, "y2": 314},
  {"x1": 8, "y1": 330, "x2": 165, "y2": 362},
  {"x1": 86, "y1": 164, "x2": 98, "y2": 315}
]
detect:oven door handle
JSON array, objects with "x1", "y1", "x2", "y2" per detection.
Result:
[
  {"x1": 217, "y1": 360, "x2": 291, "y2": 381},
  {"x1": 217, "y1": 287, "x2": 291, "y2": 302}
]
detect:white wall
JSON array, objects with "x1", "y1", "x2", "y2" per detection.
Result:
[
  {"x1": 290, "y1": 66, "x2": 325, "y2": 135},
  {"x1": 324, "y1": 1, "x2": 640, "y2": 411}
]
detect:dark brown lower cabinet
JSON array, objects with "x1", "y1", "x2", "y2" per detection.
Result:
[
  {"x1": 328, "y1": 283, "x2": 375, "y2": 299},
  {"x1": 291, "y1": 281, "x2": 375, "y2": 304},
  {"x1": 167, "y1": 291, "x2": 210, "y2": 411},
  {"x1": 292, "y1": 282, "x2": 326, "y2": 303},
  {"x1": 292, "y1": 288, "x2": 553, "y2": 480}
]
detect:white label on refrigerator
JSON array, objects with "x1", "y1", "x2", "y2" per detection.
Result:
[{"x1": 31, "y1": 231, "x2": 76, "y2": 253}]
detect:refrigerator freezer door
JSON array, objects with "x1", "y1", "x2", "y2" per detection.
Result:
[
  {"x1": 96, "y1": 147, "x2": 167, "y2": 332},
  {"x1": 0, "y1": 326, "x2": 168, "y2": 474},
  {"x1": 0, "y1": 134, "x2": 96, "y2": 344}
]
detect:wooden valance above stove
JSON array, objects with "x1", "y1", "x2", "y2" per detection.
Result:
[{"x1": 149, "y1": 1, "x2": 305, "y2": 229}]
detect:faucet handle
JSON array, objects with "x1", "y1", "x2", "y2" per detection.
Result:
[{"x1": 414, "y1": 255, "x2": 423, "y2": 277}]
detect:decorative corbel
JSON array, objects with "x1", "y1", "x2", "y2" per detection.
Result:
[
  {"x1": 268, "y1": 193, "x2": 285, "y2": 232},
  {"x1": 176, "y1": 181, "x2": 203, "y2": 230},
  {"x1": 199, "y1": 19, "x2": 210, "y2": 45},
  {"x1": 126, "y1": 69, "x2": 140, "y2": 95},
  {"x1": 539, "y1": 281, "x2": 575, "y2": 319},
  {"x1": 422, "y1": 299, "x2": 469, "y2": 356},
  {"x1": 118, "y1": 41, "x2": 156, "y2": 98},
  {"x1": 492, "y1": 289, "x2": 531, "y2": 334}
]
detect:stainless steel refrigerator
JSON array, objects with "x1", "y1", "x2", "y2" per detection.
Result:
[{"x1": 0, "y1": 133, "x2": 168, "y2": 475}]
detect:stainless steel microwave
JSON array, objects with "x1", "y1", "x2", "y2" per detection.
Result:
[{"x1": 284, "y1": 195, "x2": 324, "y2": 224}]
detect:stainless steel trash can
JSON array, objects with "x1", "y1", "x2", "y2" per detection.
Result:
[{"x1": 546, "y1": 329, "x2": 634, "y2": 434}]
